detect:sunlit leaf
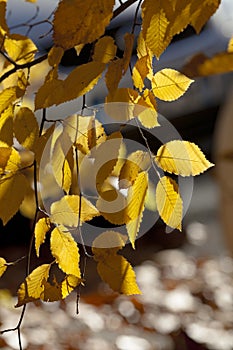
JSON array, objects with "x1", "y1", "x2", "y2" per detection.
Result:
[
  {"x1": 61, "y1": 274, "x2": 81, "y2": 299},
  {"x1": 16, "y1": 264, "x2": 51, "y2": 307},
  {"x1": 156, "y1": 176, "x2": 183, "y2": 230},
  {"x1": 105, "y1": 88, "x2": 139, "y2": 121},
  {"x1": 35, "y1": 61, "x2": 105, "y2": 109},
  {"x1": 0, "y1": 147, "x2": 21, "y2": 173},
  {"x1": 93, "y1": 36, "x2": 117, "y2": 63},
  {"x1": 0, "y1": 104, "x2": 14, "y2": 147},
  {"x1": 92, "y1": 231, "x2": 141, "y2": 295},
  {"x1": 0, "y1": 173, "x2": 29, "y2": 225},
  {"x1": 53, "y1": 0, "x2": 114, "y2": 50},
  {"x1": 50, "y1": 195, "x2": 99, "y2": 227},
  {"x1": 119, "y1": 151, "x2": 150, "y2": 189},
  {"x1": 190, "y1": 0, "x2": 221, "y2": 33},
  {"x1": 34, "y1": 124, "x2": 55, "y2": 164},
  {"x1": 228, "y1": 37, "x2": 233, "y2": 53},
  {"x1": 0, "y1": 257, "x2": 7, "y2": 278},
  {"x1": 4, "y1": 34, "x2": 37, "y2": 65},
  {"x1": 35, "y1": 218, "x2": 51, "y2": 257},
  {"x1": 0, "y1": 87, "x2": 18, "y2": 114},
  {"x1": 41, "y1": 274, "x2": 81, "y2": 301},
  {"x1": 14, "y1": 107, "x2": 39, "y2": 151},
  {"x1": 62, "y1": 146, "x2": 74, "y2": 194},
  {"x1": 132, "y1": 56, "x2": 150, "y2": 92},
  {"x1": 136, "y1": 90, "x2": 159, "y2": 128},
  {"x1": 0, "y1": 147, "x2": 11, "y2": 170},
  {"x1": 0, "y1": 0, "x2": 9, "y2": 44},
  {"x1": 155, "y1": 140, "x2": 214, "y2": 176},
  {"x1": 50, "y1": 226, "x2": 81, "y2": 278},
  {"x1": 126, "y1": 171, "x2": 148, "y2": 248},
  {"x1": 152, "y1": 68, "x2": 194, "y2": 101}
]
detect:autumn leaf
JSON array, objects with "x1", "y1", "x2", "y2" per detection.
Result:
[
  {"x1": 0, "y1": 147, "x2": 21, "y2": 173},
  {"x1": 0, "y1": 147, "x2": 11, "y2": 171},
  {"x1": 155, "y1": 140, "x2": 214, "y2": 176},
  {"x1": 62, "y1": 146, "x2": 74, "y2": 194},
  {"x1": 0, "y1": 172, "x2": 29, "y2": 225},
  {"x1": 0, "y1": 104, "x2": 14, "y2": 147},
  {"x1": 92, "y1": 231, "x2": 141, "y2": 295},
  {"x1": 93, "y1": 36, "x2": 117, "y2": 64},
  {"x1": 0, "y1": 0, "x2": 9, "y2": 44},
  {"x1": 4, "y1": 34, "x2": 37, "y2": 65},
  {"x1": 156, "y1": 176, "x2": 183, "y2": 231},
  {"x1": 0, "y1": 87, "x2": 19, "y2": 114},
  {"x1": 50, "y1": 226, "x2": 81, "y2": 278},
  {"x1": 35, "y1": 218, "x2": 51, "y2": 257},
  {"x1": 16, "y1": 264, "x2": 51, "y2": 307},
  {"x1": 152, "y1": 69, "x2": 194, "y2": 101},
  {"x1": 105, "y1": 88, "x2": 139, "y2": 121},
  {"x1": 48, "y1": 46, "x2": 64, "y2": 67},
  {"x1": 34, "y1": 124, "x2": 55, "y2": 164},
  {"x1": 0, "y1": 257, "x2": 7, "y2": 278},
  {"x1": 14, "y1": 107, "x2": 39, "y2": 151},
  {"x1": 190, "y1": 0, "x2": 221, "y2": 34},
  {"x1": 35, "y1": 61, "x2": 105, "y2": 109},
  {"x1": 126, "y1": 171, "x2": 148, "y2": 248},
  {"x1": 53, "y1": 0, "x2": 114, "y2": 50},
  {"x1": 228, "y1": 37, "x2": 233, "y2": 53},
  {"x1": 50, "y1": 195, "x2": 99, "y2": 227},
  {"x1": 136, "y1": 90, "x2": 159, "y2": 129}
]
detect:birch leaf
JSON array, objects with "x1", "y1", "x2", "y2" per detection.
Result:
[
  {"x1": 152, "y1": 68, "x2": 194, "y2": 101},
  {"x1": 136, "y1": 90, "x2": 159, "y2": 128},
  {"x1": 92, "y1": 231, "x2": 141, "y2": 295},
  {"x1": 156, "y1": 176, "x2": 183, "y2": 230},
  {"x1": 41, "y1": 274, "x2": 81, "y2": 301},
  {"x1": 155, "y1": 140, "x2": 214, "y2": 176},
  {"x1": 0, "y1": 173, "x2": 29, "y2": 225},
  {"x1": 0, "y1": 147, "x2": 11, "y2": 170},
  {"x1": 53, "y1": 0, "x2": 114, "y2": 50},
  {"x1": 16, "y1": 264, "x2": 51, "y2": 307},
  {"x1": 61, "y1": 274, "x2": 81, "y2": 299},
  {"x1": 50, "y1": 226, "x2": 81, "y2": 278},
  {"x1": 105, "y1": 58, "x2": 124, "y2": 95},
  {"x1": 0, "y1": 87, "x2": 18, "y2": 114},
  {"x1": 0, "y1": 104, "x2": 14, "y2": 147},
  {"x1": 0, "y1": 257, "x2": 7, "y2": 278},
  {"x1": 126, "y1": 171, "x2": 148, "y2": 248},
  {"x1": 35, "y1": 218, "x2": 51, "y2": 257},
  {"x1": 14, "y1": 107, "x2": 39, "y2": 151},
  {"x1": 190, "y1": 0, "x2": 221, "y2": 34},
  {"x1": 62, "y1": 146, "x2": 74, "y2": 194},
  {"x1": 4, "y1": 34, "x2": 37, "y2": 65},
  {"x1": 93, "y1": 36, "x2": 117, "y2": 64},
  {"x1": 228, "y1": 37, "x2": 233, "y2": 53},
  {"x1": 48, "y1": 46, "x2": 64, "y2": 66},
  {"x1": 35, "y1": 61, "x2": 105, "y2": 110},
  {"x1": 34, "y1": 124, "x2": 55, "y2": 164},
  {"x1": 50, "y1": 195, "x2": 99, "y2": 227}
]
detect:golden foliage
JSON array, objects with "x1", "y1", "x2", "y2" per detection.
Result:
[
  {"x1": 35, "y1": 218, "x2": 51, "y2": 257},
  {"x1": 53, "y1": 0, "x2": 114, "y2": 50},
  {"x1": 92, "y1": 231, "x2": 141, "y2": 295},
  {"x1": 155, "y1": 140, "x2": 214, "y2": 176},
  {"x1": 151, "y1": 69, "x2": 194, "y2": 101},
  {"x1": 156, "y1": 176, "x2": 183, "y2": 230},
  {"x1": 0, "y1": 257, "x2": 7, "y2": 278},
  {"x1": 14, "y1": 107, "x2": 39, "y2": 151},
  {"x1": 4, "y1": 34, "x2": 37, "y2": 65}
]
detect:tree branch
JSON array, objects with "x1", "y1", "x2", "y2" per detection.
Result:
[{"x1": 113, "y1": 0, "x2": 139, "y2": 19}]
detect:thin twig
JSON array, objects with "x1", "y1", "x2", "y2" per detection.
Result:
[{"x1": 113, "y1": 0, "x2": 139, "y2": 19}]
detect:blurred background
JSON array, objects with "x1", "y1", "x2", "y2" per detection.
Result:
[{"x1": 0, "y1": 0, "x2": 233, "y2": 349}]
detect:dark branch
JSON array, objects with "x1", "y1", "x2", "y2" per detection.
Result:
[{"x1": 113, "y1": 0, "x2": 139, "y2": 19}]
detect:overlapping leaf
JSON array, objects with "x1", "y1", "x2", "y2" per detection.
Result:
[
  {"x1": 155, "y1": 140, "x2": 214, "y2": 176},
  {"x1": 0, "y1": 104, "x2": 13, "y2": 147},
  {"x1": 50, "y1": 226, "x2": 81, "y2": 277},
  {"x1": 126, "y1": 171, "x2": 148, "y2": 248},
  {"x1": 4, "y1": 34, "x2": 37, "y2": 65},
  {"x1": 156, "y1": 176, "x2": 183, "y2": 230},
  {"x1": 93, "y1": 36, "x2": 117, "y2": 64},
  {"x1": 53, "y1": 0, "x2": 114, "y2": 50},
  {"x1": 14, "y1": 107, "x2": 39, "y2": 151},
  {"x1": 50, "y1": 195, "x2": 99, "y2": 227},
  {"x1": 35, "y1": 218, "x2": 51, "y2": 257},
  {"x1": 92, "y1": 231, "x2": 141, "y2": 295}
]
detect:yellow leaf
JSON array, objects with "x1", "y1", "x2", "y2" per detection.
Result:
[
  {"x1": 92, "y1": 231, "x2": 141, "y2": 295},
  {"x1": 0, "y1": 147, "x2": 11, "y2": 170},
  {"x1": 4, "y1": 34, "x2": 37, "y2": 65},
  {"x1": 155, "y1": 140, "x2": 214, "y2": 176},
  {"x1": 156, "y1": 176, "x2": 183, "y2": 230},
  {"x1": 0, "y1": 87, "x2": 18, "y2": 114},
  {"x1": 1, "y1": 147, "x2": 21, "y2": 173},
  {"x1": 61, "y1": 274, "x2": 81, "y2": 299},
  {"x1": 122, "y1": 33, "x2": 134, "y2": 74},
  {"x1": 42, "y1": 274, "x2": 81, "y2": 301},
  {"x1": 0, "y1": 0, "x2": 9, "y2": 44},
  {"x1": 0, "y1": 104, "x2": 14, "y2": 147},
  {"x1": 0, "y1": 257, "x2": 7, "y2": 278},
  {"x1": 93, "y1": 36, "x2": 117, "y2": 63},
  {"x1": 119, "y1": 151, "x2": 150, "y2": 189},
  {"x1": 141, "y1": 0, "x2": 170, "y2": 59},
  {"x1": 35, "y1": 218, "x2": 51, "y2": 257},
  {"x1": 34, "y1": 124, "x2": 55, "y2": 164},
  {"x1": 92, "y1": 230, "x2": 127, "y2": 256},
  {"x1": 126, "y1": 171, "x2": 148, "y2": 248},
  {"x1": 190, "y1": 0, "x2": 221, "y2": 34},
  {"x1": 48, "y1": 46, "x2": 64, "y2": 66},
  {"x1": 182, "y1": 52, "x2": 233, "y2": 78},
  {"x1": 50, "y1": 195, "x2": 99, "y2": 227},
  {"x1": 105, "y1": 88, "x2": 139, "y2": 121},
  {"x1": 35, "y1": 61, "x2": 105, "y2": 109},
  {"x1": 105, "y1": 58, "x2": 124, "y2": 94},
  {"x1": 152, "y1": 68, "x2": 194, "y2": 101},
  {"x1": 62, "y1": 146, "x2": 74, "y2": 194},
  {"x1": 96, "y1": 189, "x2": 130, "y2": 225},
  {"x1": 132, "y1": 56, "x2": 150, "y2": 92},
  {"x1": 14, "y1": 107, "x2": 39, "y2": 151},
  {"x1": 228, "y1": 37, "x2": 233, "y2": 53},
  {"x1": 53, "y1": 0, "x2": 114, "y2": 50},
  {"x1": 0, "y1": 172, "x2": 29, "y2": 225},
  {"x1": 95, "y1": 131, "x2": 122, "y2": 194},
  {"x1": 16, "y1": 264, "x2": 51, "y2": 307},
  {"x1": 136, "y1": 90, "x2": 159, "y2": 128},
  {"x1": 50, "y1": 226, "x2": 81, "y2": 278}
]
